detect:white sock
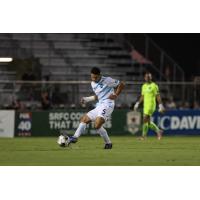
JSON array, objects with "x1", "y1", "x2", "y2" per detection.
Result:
[
  {"x1": 74, "y1": 122, "x2": 86, "y2": 138},
  {"x1": 97, "y1": 127, "x2": 111, "y2": 144}
]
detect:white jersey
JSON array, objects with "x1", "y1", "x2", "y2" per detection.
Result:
[{"x1": 91, "y1": 76, "x2": 120, "y2": 104}]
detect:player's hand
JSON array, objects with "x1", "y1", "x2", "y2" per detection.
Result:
[
  {"x1": 109, "y1": 93, "x2": 118, "y2": 100},
  {"x1": 158, "y1": 104, "x2": 165, "y2": 113},
  {"x1": 134, "y1": 102, "x2": 140, "y2": 111}
]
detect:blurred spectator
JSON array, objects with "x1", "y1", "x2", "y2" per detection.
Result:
[
  {"x1": 116, "y1": 104, "x2": 122, "y2": 109},
  {"x1": 41, "y1": 74, "x2": 50, "y2": 91},
  {"x1": 12, "y1": 98, "x2": 25, "y2": 110},
  {"x1": 184, "y1": 102, "x2": 191, "y2": 109},
  {"x1": 179, "y1": 101, "x2": 191, "y2": 110},
  {"x1": 51, "y1": 85, "x2": 67, "y2": 106},
  {"x1": 21, "y1": 69, "x2": 37, "y2": 101},
  {"x1": 164, "y1": 65, "x2": 171, "y2": 81},
  {"x1": 70, "y1": 104, "x2": 76, "y2": 109},
  {"x1": 193, "y1": 101, "x2": 200, "y2": 109},
  {"x1": 41, "y1": 91, "x2": 51, "y2": 110},
  {"x1": 22, "y1": 69, "x2": 36, "y2": 81},
  {"x1": 166, "y1": 97, "x2": 176, "y2": 109}
]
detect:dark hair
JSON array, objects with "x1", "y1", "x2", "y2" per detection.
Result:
[
  {"x1": 91, "y1": 67, "x2": 101, "y2": 75},
  {"x1": 143, "y1": 71, "x2": 152, "y2": 76}
]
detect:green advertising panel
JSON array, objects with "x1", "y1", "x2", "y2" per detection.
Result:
[{"x1": 15, "y1": 110, "x2": 141, "y2": 137}]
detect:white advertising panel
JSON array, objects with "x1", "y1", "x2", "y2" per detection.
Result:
[{"x1": 0, "y1": 110, "x2": 15, "y2": 138}]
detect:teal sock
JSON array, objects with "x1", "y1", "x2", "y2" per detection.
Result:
[{"x1": 149, "y1": 122, "x2": 160, "y2": 133}]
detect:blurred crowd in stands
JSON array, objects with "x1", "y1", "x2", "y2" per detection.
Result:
[
  {"x1": 1, "y1": 68, "x2": 200, "y2": 111},
  {"x1": 3, "y1": 93, "x2": 200, "y2": 111}
]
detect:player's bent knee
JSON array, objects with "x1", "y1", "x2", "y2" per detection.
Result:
[
  {"x1": 94, "y1": 123, "x2": 102, "y2": 129},
  {"x1": 94, "y1": 120, "x2": 101, "y2": 129},
  {"x1": 143, "y1": 116, "x2": 150, "y2": 123},
  {"x1": 80, "y1": 115, "x2": 91, "y2": 124},
  {"x1": 94, "y1": 117, "x2": 105, "y2": 129}
]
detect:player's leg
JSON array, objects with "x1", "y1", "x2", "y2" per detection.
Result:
[
  {"x1": 73, "y1": 114, "x2": 91, "y2": 138},
  {"x1": 149, "y1": 121, "x2": 162, "y2": 140},
  {"x1": 95, "y1": 104, "x2": 114, "y2": 149},
  {"x1": 140, "y1": 107, "x2": 152, "y2": 140},
  {"x1": 95, "y1": 117, "x2": 112, "y2": 149},
  {"x1": 67, "y1": 113, "x2": 92, "y2": 145},
  {"x1": 141, "y1": 114, "x2": 150, "y2": 139},
  {"x1": 146, "y1": 107, "x2": 163, "y2": 140},
  {"x1": 94, "y1": 116, "x2": 105, "y2": 129}
]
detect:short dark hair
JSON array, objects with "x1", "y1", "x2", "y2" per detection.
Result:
[
  {"x1": 144, "y1": 71, "x2": 152, "y2": 76},
  {"x1": 91, "y1": 67, "x2": 101, "y2": 75}
]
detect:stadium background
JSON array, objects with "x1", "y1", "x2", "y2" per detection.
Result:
[
  {"x1": 1, "y1": 33, "x2": 200, "y2": 165},
  {"x1": 0, "y1": 33, "x2": 199, "y2": 137}
]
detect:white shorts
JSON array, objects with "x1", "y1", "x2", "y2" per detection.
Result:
[{"x1": 87, "y1": 102, "x2": 114, "y2": 121}]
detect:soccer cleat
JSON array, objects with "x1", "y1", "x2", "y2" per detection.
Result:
[
  {"x1": 157, "y1": 130, "x2": 163, "y2": 140},
  {"x1": 104, "y1": 143, "x2": 112, "y2": 149},
  {"x1": 137, "y1": 136, "x2": 146, "y2": 141},
  {"x1": 66, "y1": 136, "x2": 78, "y2": 146}
]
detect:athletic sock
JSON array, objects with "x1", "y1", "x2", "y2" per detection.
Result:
[
  {"x1": 97, "y1": 127, "x2": 111, "y2": 144},
  {"x1": 142, "y1": 122, "x2": 149, "y2": 137},
  {"x1": 149, "y1": 122, "x2": 160, "y2": 133},
  {"x1": 74, "y1": 122, "x2": 86, "y2": 138}
]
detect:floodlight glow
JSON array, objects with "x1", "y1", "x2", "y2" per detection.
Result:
[{"x1": 0, "y1": 57, "x2": 13, "y2": 62}]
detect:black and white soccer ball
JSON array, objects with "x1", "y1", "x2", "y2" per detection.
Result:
[{"x1": 57, "y1": 135, "x2": 68, "y2": 147}]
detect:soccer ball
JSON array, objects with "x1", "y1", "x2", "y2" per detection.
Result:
[{"x1": 57, "y1": 135, "x2": 67, "y2": 147}]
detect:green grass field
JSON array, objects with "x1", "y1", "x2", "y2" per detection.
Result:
[{"x1": 0, "y1": 136, "x2": 200, "y2": 166}]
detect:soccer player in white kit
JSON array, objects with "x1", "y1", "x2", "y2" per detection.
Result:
[{"x1": 67, "y1": 67, "x2": 125, "y2": 149}]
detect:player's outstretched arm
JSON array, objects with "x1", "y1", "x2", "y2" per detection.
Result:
[
  {"x1": 109, "y1": 81, "x2": 125, "y2": 100},
  {"x1": 156, "y1": 94, "x2": 165, "y2": 113},
  {"x1": 81, "y1": 95, "x2": 97, "y2": 104}
]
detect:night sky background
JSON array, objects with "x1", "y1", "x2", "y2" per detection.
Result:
[{"x1": 148, "y1": 34, "x2": 200, "y2": 80}]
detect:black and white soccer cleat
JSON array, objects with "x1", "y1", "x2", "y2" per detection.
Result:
[
  {"x1": 66, "y1": 136, "x2": 78, "y2": 146},
  {"x1": 104, "y1": 143, "x2": 112, "y2": 149}
]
